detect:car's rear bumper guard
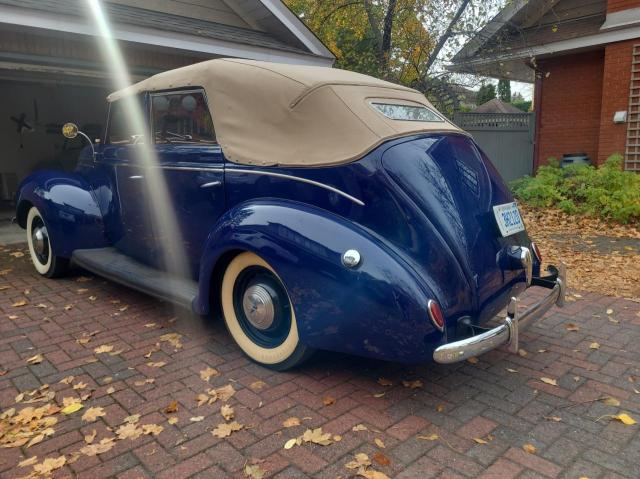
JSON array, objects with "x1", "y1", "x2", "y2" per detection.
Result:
[{"x1": 433, "y1": 264, "x2": 566, "y2": 364}]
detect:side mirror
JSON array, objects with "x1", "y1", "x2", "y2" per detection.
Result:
[
  {"x1": 62, "y1": 122, "x2": 79, "y2": 139},
  {"x1": 61, "y1": 122, "x2": 96, "y2": 159}
]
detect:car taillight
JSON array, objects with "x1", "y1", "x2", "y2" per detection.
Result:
[
  {"x1": 428, "y1": 299, "x2": 445, "y2": 332},
  {"x1": 531, "y1": 242, "x2": 542, "y2": 262}
]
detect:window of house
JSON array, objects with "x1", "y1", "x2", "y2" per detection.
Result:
[
  {"x1": 106, "y1": 95, "x2": 146, "y2": 144},
  {"x1": 371, "y1": 102, "x2": 444, "y2": 122},
  {"x1": 151, "y1": 90, "x2": 216, "y2": 144}
]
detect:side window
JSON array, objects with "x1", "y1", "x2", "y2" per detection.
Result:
[
  {"x1": 151, "y1": 91, "x2": 216, "y2": 144},
  {"x1": 106, "y1": 95, "x2": 146, "y2": 144}
]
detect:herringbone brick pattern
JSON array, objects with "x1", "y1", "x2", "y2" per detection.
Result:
[{"x1": 1, "y1": 246, "x2": 640, "y2": 478}]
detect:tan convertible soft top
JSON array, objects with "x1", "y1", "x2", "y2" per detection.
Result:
[{"x1": 108, "y1": 58, "x2": 461, "y2": 166}]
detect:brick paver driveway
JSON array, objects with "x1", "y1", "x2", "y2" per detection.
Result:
[{"x1": 1, "y1": 246, "x2": 640, "y2": 479}]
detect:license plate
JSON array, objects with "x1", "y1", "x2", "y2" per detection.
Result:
[{"x1": 493, "y1": 202, "x2": 525, "y2": 237}]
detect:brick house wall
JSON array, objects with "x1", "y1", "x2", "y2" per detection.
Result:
[
  {"x1": 535, "y1": 50, "x2": 605, "y2": 168},
  {"x1": 607, "y1": 0, "x2": 640, "y2": 12},
  {"x1": 598, "y1": 39, "x2": 637, "y2": 163}
]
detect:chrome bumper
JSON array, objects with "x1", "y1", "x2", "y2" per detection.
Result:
[{"x1": 433, "y1": 264, "x2": 566, "y2": 364}]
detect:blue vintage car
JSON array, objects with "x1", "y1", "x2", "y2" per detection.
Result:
[{"x1": 15, "y1": 59, "x2": 565, "y2": 370}]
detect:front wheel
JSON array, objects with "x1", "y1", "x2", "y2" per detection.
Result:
[
  {"x1": 220, "y1": 252, "x2": 312, "y2": 370},
  {"x1": 26, "y1": 206, "x2": 68, "y2": 278}
]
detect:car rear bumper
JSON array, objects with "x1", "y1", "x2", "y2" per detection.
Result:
[{"x1": 433, "y1": 264, "x2": 566, "y2": 364}]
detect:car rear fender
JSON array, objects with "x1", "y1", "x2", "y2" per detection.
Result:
[
  {"x1": 15, "y1": 170, "x2": 108, "y2": 258},
  {"x1": 197, "y1": 199, "x2": 450, "y2": 362}
]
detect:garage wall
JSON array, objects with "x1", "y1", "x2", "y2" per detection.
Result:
[{"x1": 0, "y1": 81, "x2": 108, "y2": 196}]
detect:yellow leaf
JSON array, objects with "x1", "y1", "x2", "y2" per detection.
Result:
[
  {"x1": 27, "y1": 433, "x2": 45, "y2": 448},
  {"x1": 61, "y1": 402, "x2": 83, "y2": 415},
  {"x1": 245, "y1": 463, "x2": 266, "y2": 479},
  {"x1": 116, "y1": 422, "x2": 142, "y2": 440},
  {"x1": 467, "y1": 357, "x2": 479, "y2": 364},
  {"x1": 60, "y1": 375, "x2": 75, "y2": 385},
  {"x1": 80, "y1": 437, "x2": 116, "y2": 456},
  {"x1": 566, "y1": 323, "x2": 579, "y2": 332},
  {"x1": 33, "y1": 456, "x2": 66, "y2": 475},
  {"x1": 544, "y1": 416, "x2": 562, "y2": 422},
  {"x1": 600, "y1": 396, "x2": 620, "y2": 406},
  {"x1": 199, "y1": 367, "x2": 219, "y2": 382},
  {"x1": 106, "y1": 386, "x2": 115, "y2": 394},
  {"x1": 613, "y1": 413, "x2": 637, "y2": 425},
  {"x1": 18, "y1": 456, "x2": 38, "y2": 467},
  {"x1": 540, "y1": 377, "x2": 558, "y2": 386},
  {"x1": 142, "y1": 424, "x2": 164, "y2": 436},
  {"x1": 250, "y1": 380, "x2": 267, "y2": 390},
  {"x1": 221, "y1": 404, "x2": 235, "y2": 421},
  {"x1": 417, "y1": 434, "x2": 439, "y2": 441},
  {"x1": 352, "y1": 424, "x2": 368, "y2": 431},
  {"x1": 402, "y1": 379, "x2": 423, "y2": 389},
  {"x1": 283, "y1": 417, "x2": 301, "y2": 428},
  {"x1": 147, "y1": 361, "x2": 166, "y2": 368},
  {"x1": 82, "y1": 406, "x2": 106, "y2": 423},
  {"x1": 506, "y1": 368, "x2": 518, "y2": 373},
  {"x1": 94, "y1": 345, "x2": 114, "y2": 354},
  {"x1": 606, "y1": 309, "x2": 614, "y2": 315},
  {"x1": 212, "y1": 421, "x2": 244, "y2": 438},
  {"x1": 168, "y1": 417, "x2": 178, "y2": 425},
  {"x1": 12, "y1": 299, "x2": 28, "y2": 307},
  {"x1": 73, "y1": 382, "x2": 88, "y2": 390},
  {"x1": 26, "y1": 354, "x2": 44, "y2": 365},
  {"x1": 589, "y1": 342, "x2": 600, "y2": 350},
  {"x1": 284, "y1": 438, "x2": 297, "y2": 449},
  {"x1": 523, "y1": 443, "x2": 537, "y2": 454},
  {"x1": 374, "y1": 438, "x2": 385, "y2": 448},
  {"x1": 165, "y1": 400, "x2": 178, "y2": 413},
  {"x1": 84, "y1": 430, "x2": 97, "y2": 444},
  {"x1": 473, "y1": 437, "x2": 488, "y2": 444},
  {"x1": 345, "y1": 453, "x2": 371, "y2": 469},
  {"x1": 190, "y1": 416, "x2": 205, "y2": 422}
]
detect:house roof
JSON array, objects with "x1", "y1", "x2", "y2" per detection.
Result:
[
  {"x1": 108, "y1": 58, "x2": 460, "y2": 167},
  {"x1": 449, "y1": 0, "x2": 640, "y2": 82},
  {"x1": 0, "y1": 0, "x2": 335, "y2": 66},
  {"x1": 474, "y1": 98, "x2": 523, "y2": 114}
]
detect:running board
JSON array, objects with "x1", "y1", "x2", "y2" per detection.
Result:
[{"x1": 71, "y1": 247, "x2": 198, "y2": 310}]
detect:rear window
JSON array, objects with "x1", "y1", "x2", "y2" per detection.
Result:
[{"x1": 371, "y1": 102, "x2": 443, "y2": 122}]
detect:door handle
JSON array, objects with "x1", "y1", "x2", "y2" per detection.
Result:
[
  {"x1": 129, "y1": 175, "x2": 144, "y2": 180},
  {"x1": 200, "y1": 181, "x2": 222, "y2": 189}
]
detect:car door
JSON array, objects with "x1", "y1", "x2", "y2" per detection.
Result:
[
  {"x1": 101, "y1": 94, "x2": 159, "y2": 265},
  {"x1": 150, "y1": 89, "x2": 225, "y2": 279}
]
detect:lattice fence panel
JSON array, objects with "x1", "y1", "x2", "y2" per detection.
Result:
[{"x1": 626, "y1": 44, "x2": 640, "y2": 171}]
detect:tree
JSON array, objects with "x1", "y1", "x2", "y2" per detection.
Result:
[
  {"x1": 476, "y1": 83, "x2": 496, "y2": 105},
  {"x1": 285, "y1": 1, "x2": 502, "y2": 91},
  {"x1": 497, "y1": 79, "x2": 511, "y2": 102}
]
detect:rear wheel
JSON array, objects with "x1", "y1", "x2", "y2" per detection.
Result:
[
  {"x1": 220, "y1": 252, "x2": 312, "y2": 370},
  {"x1": 26, "y1": 206, "x2": 68, "y2": 278}
]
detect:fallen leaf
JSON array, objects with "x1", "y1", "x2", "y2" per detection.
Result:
[
  {"x1": 142, "y1": 424, "x2": 164, "y2": 436},
  {"x1": 26, "y1": 354, "x2": 43, "y2": 365},
  {"x1": 372, "y1": 451, "x2": 391, "y2": 466},
  {"x1": 134, "y1": 378, "x2": 155, "y2": 387},
  {"x1": 600, "y1": 396, "x2": 621, "y2": 406},
  {"x1": 284, "y1": 438, "x2": 297, "y2": 449},
  {"x1": 523, "y1": 443, "x2": 537, "y2": 454},
  {"x1": 60, "y1": 375, "x2": 75, "y2": 385},
  {"x1": 402, "y1": 380, "x2": 423, "y2": 389},
  {"x1": 190, "y1": 416, "x2": 204, "y2": 422},
  {"x1": 147, "y1": 361, "x2": 166, "y2": 368},
  {"x1": 18, "y1": 456, "x2": 38, "y2": 467},
  {"x1": 82, "y1": 406, "x2": 106, "y2": 423},
  {"x1": 377, "y1": 378, "x2": 393, "y2": 386},
  {"x1": 467, "y1": 357, "x2": 479, "y2": 364},
  {"x1": 80, "y1": 437, "x2": 116, "y2": 456},
  {"x1": 84, "y1": 430, "x2": 97, "y2": 444},
  {"x1": 506, "y1": 368, "x2": 518, "y2": 373},
  {"x1": 250, "y1": 380, "x2": 267, "y2": 390},
  {"x1": 374, "y1": 438, "x2": 385, "y2": 448},
  {"x1": 346, "y1": 453, "x2": 371, "y2": 469},
  {"x1": 73, "y1": 382, "x2": 88, "y2": 390},
  {"x1": 215, "y1": 384, "x2": 236, "y2": 402},
  {"x1": 323, "y1": 396, "x2": 336, "y2": 406},
  {"x1": 566, "y1": 324, "x2": 579, "y2": 332},
  {"x1": 165, "y1": 400, "x2": 178, "y2": 414},
  {"x1": 12, "y1": 299, "x2": 28, "y2": 307},
  {"x1": 144, "y1": 323, "x2": 157, "y2": 328},
  {"x1": 352, "y1": 424, "x2": 368, "y2": 432},
  {"x1": 61, "y1": 402, "x2": 83, "y2": 415},
  {"x1": 10, "y1": 251, "x2": 25, "y2": 257},
  {"x1": 116, "y1": 423, "x2": 142, "y2": 440},
  {"x1": 199, "y1": 367, "x2": 219, "y2": 382},
  {"x1": 544, "y1": 416, "x2": 562, "y2": 422},
  {"x1": 417, "y1": 434, "x2": 439, "y2": 441},
  {"x1": 606, "y1": 308, "x2": 614, "y2": 315},
  {"x1": 373, "y1": 392, "x2": 386, "y2": 398},
  {"x1": 33, "y1": 456, "x2": 66, "y2": 475},
  {"x1": 221, "y1": 404, "x2": 234, "y2": 421},
  {"x1": 436, "y1": 404, "x2": 445, "y2": 412},
  {"x1": 612, "y1": 413, "x2": 637, "y2": 425},
  {"x1": 245, "y1": 463, "x2": 265, "y2": 479},
  {"x1": 94, "y1": 344, "x2": 114, "y2": 354},
  {"x1": 159, "y1": 332, "x2": 182, "y2": 349},
  {"x1": 301, "y1": 427, "x2": 333, "y2": 445},
  {"x1": 212, "y1": 421, "x2": 244, "y2": 438},
  {"x1": 540, "y1": 377, "x2": 558, "y2": 386},
  {"x1": 168, "y1": 417, "x2": 178, "y2": 425},
  {"x1": 473, "y1": 437, "x2": 488, "y2": 444},
  {"x1": 283, "y1": 417, "x2": 301, "y2": 428},
  {"x1": 589, "y1": 342, "x2": 600, "y2": 350}
]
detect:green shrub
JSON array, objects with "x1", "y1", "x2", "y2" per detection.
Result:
[{"x1": 511, "y1": 154, "x2": 640, "y2": 224}]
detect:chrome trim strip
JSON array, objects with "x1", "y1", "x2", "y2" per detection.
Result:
[
  {"x1": 108, "y1": 162, "x2": 364, "y2": 206},
  {"x1": 225, "y1": 168, "x2": 365, "y2": 206},
  {"x1": 433, "y1": 263, "x2": 566, "y2": 364}
]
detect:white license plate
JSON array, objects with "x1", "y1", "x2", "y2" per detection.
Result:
[{"x1": 493, "y1": 202, "x2": 525, "y2": 237}]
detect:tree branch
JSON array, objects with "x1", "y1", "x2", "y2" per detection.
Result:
[{"x1": 422, "y1": 0, "x2": 471, "y2": 77}]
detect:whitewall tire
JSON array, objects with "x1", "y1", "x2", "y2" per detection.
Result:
[
  {"x1": 220, "y1": 252, "x2": 312, "y2": 370},
  {"x1": 26, "y1": 206, "x2": 68, "y2": 278}
]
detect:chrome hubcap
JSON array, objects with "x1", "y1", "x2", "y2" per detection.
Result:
[
  {"x1": 242, "y1": 285, "x2": 275, "y2": 330},
  {"x1": 32, "y1": 226, "x2": 47, "y2": 256}
]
